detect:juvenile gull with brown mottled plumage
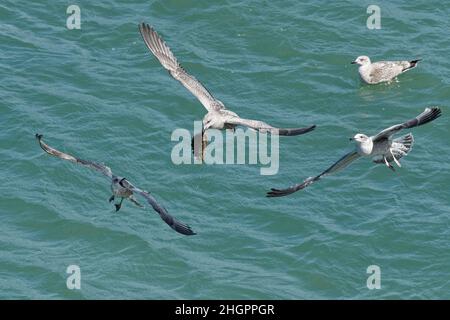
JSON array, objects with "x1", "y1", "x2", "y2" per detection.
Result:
[
  {"x1": 138, "y1": 23, "x2": 316, "y2": 155},
  {"x1": 351, "y1": 55, "x2": 421, "y2": 84},
  {"x1": 36, "y1": 134, "x2": 196, "y2": 236}
]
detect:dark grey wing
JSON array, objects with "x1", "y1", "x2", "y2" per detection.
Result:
[
  {"x1": 129, "y1": 185, "x2": 196, "y2": 236},
  {"x1": 36, "y1": 134, "x2": 113, "y2": 178},
  {"x1": 226, "y1": 117, "x2": 316, "y2": 136},
  {"x1": 372, "y1": 107, "x2": 441, "y2": 142},
  {"x1": 267, "y1": 151, "x2": 360, "y2": 197},
  {"x1": 139, "y1": 23, "x2": 224, "y2": 111}
]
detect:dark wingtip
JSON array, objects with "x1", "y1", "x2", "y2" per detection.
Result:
[
  {"x1": 295, "y1": 124, "x2": 316, "y2": 135},
  {"x1": 180, "y1": 225, "x2": 196, "y2": 236},
  {"x1": 409, "y1": 59, "x2": 421, "y2": 68},
  {"x1": 267, "y1": 178, "x2": 315, "y2": 197},
  {"x1": 35, "y1": 133, "x2": 43, "y2": 140},
  {"x1": 282, "y1": 124, "x2": 316, "y2": 136},
  {"x1": 266, "y1": 188, "x2": 290, "y2": 198},
  {"x1": 425, "y1": 106, "x2": 442, "y2": 123},
  {"x1": 138, "y1": 22, "x2": 145, "y2": 34},
  {"x1": 139, "y1": 22, "x2": 149, "y2": 31},
  {"x1": 139, "y1": 22, "x2": 154, "y2": 33},
  {"x1": 430, "y1": 106, "x2": 441, "y2": 115},
  {"x1": 432, "y1": 106, "x2": 441, "y2": 116},
  {"x1": 138, "y1": 22, "x2": 149, "y2": 36}
]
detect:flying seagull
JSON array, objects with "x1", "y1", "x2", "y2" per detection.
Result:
[
  {"x1": 36, "y1": 134, "x2": 196, "y2": 235},
  {"x1": 267, "y1": 107, "x2": 441, "y2": 197},
  {"x1": 139, "y1": 23, "x2": 316, "y2": 156},
  {"x1": 351, "y1": 55, "x2": 421, "y2": 84}
]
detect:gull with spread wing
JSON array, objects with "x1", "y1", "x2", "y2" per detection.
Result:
[
  {"x1": 267, "y1": 107, "x2": 441, "y2": 197},
  {"x1": 139, "y1": 23, "x2": 316, "y2": 155},
  {"x1": 351, "y1": 55, "x2": 421, "y2": 84},
  {"x1": 36, "y1": 134, "x2": 195, "y2": 235}
]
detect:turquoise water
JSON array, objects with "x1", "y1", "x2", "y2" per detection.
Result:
[{"x1": 1, "y1": 0, "x2": 449, "y2": 299}]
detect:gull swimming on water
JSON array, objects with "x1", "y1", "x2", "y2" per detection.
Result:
[
  {"x1": 138, "y1": 23, "x2": 316, "y2": 154},
  {"x1": 267, "y1": 107, "x2": 441, "y2": 197},
  {"x1": 36, "y1": 134, "x2": 196, "y2": 235},
  {"x1": 351, "y1": 55, "x2": 421, "y2": 84}
]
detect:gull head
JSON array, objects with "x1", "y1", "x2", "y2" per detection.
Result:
[
  {"x1": 112, "y1": 176, "x2": 126, "y2": 186},
  {"x1": 351, "y1": 133, "x2": 370, "y2": 143},
  {"x1": 351, "y1": 56, "x2": 371, "y2": 66},
  {"x1": 202, "y1": 118, "x2": 212, "y2": 131},
  {"x1": 351, "y1": 133, "x2": 373, "y2": 155},
  {"x1": 203, "y1": 113, "x2": 215, "y2": 130}
]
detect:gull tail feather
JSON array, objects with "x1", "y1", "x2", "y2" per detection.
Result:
[{"x1": 374, "y1": 133, "x2": 414, "y2": 168}]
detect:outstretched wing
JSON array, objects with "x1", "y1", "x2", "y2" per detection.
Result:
[
  {"x1": 139, "y1": 23, "x2": 225, "y2": 112},
  {"x1": 372, "y1": 107, "x2": 441, "y2": 142},
  {"x1": 267, "y1": 151, "x2": 360, "y2": 197},
  {"x1": 226, "y1": 117, "x2": 316, "y2": 136},
  {"x1": 129, "y1": 184, "x2": 196, "y2": 236},
  {"x1": 36, "y1": 134, "x2": 113, "y2": 178}
]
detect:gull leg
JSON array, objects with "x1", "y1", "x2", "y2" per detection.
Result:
[
  {"x1": 191, "y1": 130, "x2": 206, "y2": 162},
  {"x1": 202, "y1": 130, "x2": 207, "y2": 162},
  {"x1": 129, "y1": 195, "x2": 143, "y2": 208},
  {"x1": 108, "y1": 195, "x2": 115, "y2": 203},
  {"x1": 115, "y1": 198, "x2": 124, "y2": 212},
  {"x1": 191, "y1": 135, "x2": 198, "y2": 155},
  {"x1": 390, "y1": 148, "x2": 401, "y2": 167}
]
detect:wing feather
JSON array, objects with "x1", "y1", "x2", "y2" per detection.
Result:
[
  {"x1": 130, "y1": 185, "x2": 196, "y2": 236},
  {"x1": 226, "y1": 117, "x2": 316, "y2": 136},
  {"x1": 372, "y1": 107, "x2": 441, "y2": 142},
  {"x1": 267, "y1": 151, "x2": 360, "y2": 197},
  {"x1": 139, "y1": 23, "x2": 224, "y2": 111},
  {"x1": 36, "y1": 134, "x2": 113, "y2": 178}
]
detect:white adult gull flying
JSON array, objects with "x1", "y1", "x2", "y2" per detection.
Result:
[
  {"x1": 351, "y1": 55, "x2": 421, "y2": 84},
  {"x1": 36, "y1": 134, "x2": 196, "y2": 235},
  {"x1": 267, "y1": 107, "x2": 441, "y2": 197},
  {"x1": 138, "y1": 23, "x2": 316, "y2": 145}
]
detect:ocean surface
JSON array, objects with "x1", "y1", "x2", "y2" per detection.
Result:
[{"x1": 1, "y1": 0, "x2": 449, "y2": 299}]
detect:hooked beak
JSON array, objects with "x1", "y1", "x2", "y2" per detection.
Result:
[{"x1": 349, "y1": 137, "x2": 354, "y2": 141}]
